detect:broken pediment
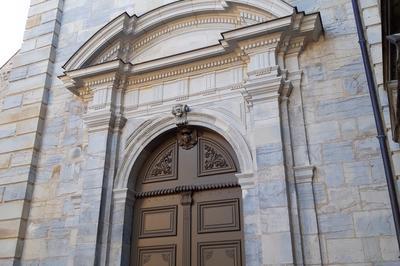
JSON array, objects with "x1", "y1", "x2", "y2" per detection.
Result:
[
  {"x1": 60, "y1": 0, "x2": 323, "y2": 102},
  {"x1": 62, "y1": 0, "x2": 294, "y2": 71}
]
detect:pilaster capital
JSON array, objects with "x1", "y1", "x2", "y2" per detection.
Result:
[
  {"x1": 83, "y1": 110, "x2": 126, "y2": 132},
  {"x1": 113, "y1": 188, "x2": 136, "y2": 205},
  {"x1": 293, "y1": 165, "x2": 315, "y2": 184}
]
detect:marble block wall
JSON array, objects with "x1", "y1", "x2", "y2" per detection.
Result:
[{"x1": 0, "y1": 0, "x2": 398, "y2": 265}]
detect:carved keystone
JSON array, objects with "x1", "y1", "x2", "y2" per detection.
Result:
[{"x1": 172, "y1": 104, "x2": 190, "y2": 126}]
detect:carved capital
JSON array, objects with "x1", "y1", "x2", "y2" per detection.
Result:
[
  {"x1": 293, "y1": 165, "x2": 315, "y2": 184},
  {"x1": 83, "y1": 111, "x2": 126, "y2": 132}
]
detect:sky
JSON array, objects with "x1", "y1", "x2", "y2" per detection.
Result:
[{"x1": 0, "y1": 1, "x2": 31, "y2": 67}]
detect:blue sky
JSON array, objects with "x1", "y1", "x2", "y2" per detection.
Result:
[{"x1": 0, "y1": 1, "x2": 30, "y2": 67}]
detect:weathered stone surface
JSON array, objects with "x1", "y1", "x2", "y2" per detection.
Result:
[
  {"x1": 327, "y1": 238, "x2": 364, "y2": 264},
  {"x1": 2, "y1": 95, "x2": 22, "y2": 110},
  {"x1": 0, "y1": 0, "x2": 396, "y2": 265},
  {"x1": 354, "y1": 210, "x2": 395, "y2": 237}
]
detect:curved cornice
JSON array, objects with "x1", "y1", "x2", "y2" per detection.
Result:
[{"x1": 62, "y1": 0, "x2": 294, "y2": 71}]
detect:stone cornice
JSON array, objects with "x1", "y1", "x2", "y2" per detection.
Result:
[{"x1": 61, "y1": 11, "x2": 322, "y2": 98}]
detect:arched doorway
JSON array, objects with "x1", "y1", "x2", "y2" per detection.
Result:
[{"x1": 131, "y1": 126, "x2": 244, "y2": 266}]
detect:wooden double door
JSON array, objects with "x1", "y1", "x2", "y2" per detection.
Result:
[{"x1": 131, "y1": 127, "x2": 244, "y2": 266}]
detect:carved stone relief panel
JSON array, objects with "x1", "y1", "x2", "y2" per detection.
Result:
[
  {"x1": 198, "y1": 138, "x2": 236, "y2": 177},
  {"x1": 144, "y1": 142, "x2": 178, "y2": 183}
]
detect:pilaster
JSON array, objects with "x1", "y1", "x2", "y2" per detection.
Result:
[
  {"x1": 244, "y1": 64, "x2": 296, "y2": 264},
  {"x1": 72, "y1": 74, "x2": 126, "y2": 265}
]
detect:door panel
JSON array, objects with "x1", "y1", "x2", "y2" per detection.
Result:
[
  {"x1": 133, "y1": 194, "x2": 183, "y2": 266},
  {"x1": 192, "y1": 187, "x2": 243, "y2": 266},
  {"x1": 198, "y1": 241, "x2": 242, "y2": 266}
]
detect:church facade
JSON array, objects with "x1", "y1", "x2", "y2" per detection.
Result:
[{"x1": 0, "y1": 0, "x2": 399, "y2": 265}]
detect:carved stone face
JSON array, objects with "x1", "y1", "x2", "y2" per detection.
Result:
[
  {"x1": 177, "y1": 127, "x2": 197, "y2": 150},
  {"x1": 172, "y1": 104, "x2": 185, "y2": 117}
]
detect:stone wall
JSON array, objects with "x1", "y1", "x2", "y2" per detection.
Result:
[
  {"x1": 289, "y1": 0, "x2": 399, "y2": 264},
  {"x1": 0, "y1": 0, "x2": 398, "y2": 265}
]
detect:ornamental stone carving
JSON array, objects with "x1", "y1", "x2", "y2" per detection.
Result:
[
  {"x1": 172, "y1": 104, "x2": 190, "y2": 126},
  {"x1": 177, "y1": 127, "x2": 197, "y2": 150}
]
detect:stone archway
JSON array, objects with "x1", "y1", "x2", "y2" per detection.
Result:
[
  {"x1": 130, "y1": 126, "x2": 244, "y2": 266},
  {"x1": 109, "y1": 110, "x2": 254, "y2": 266}
]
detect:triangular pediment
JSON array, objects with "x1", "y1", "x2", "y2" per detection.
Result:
[{"x1": 62, "y1": 0, "x2": 294, "y2": 71}]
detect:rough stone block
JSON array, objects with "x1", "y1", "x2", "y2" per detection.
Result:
[
  {"x1": 2, "y1": 95, "x2": 22, "y2": 110},
  {"x1": 0, "y1": 124, "x2": 16, "y2": 139},
  {"x1": 27, "y1": 61, "x2": 51, "y2": 78},
  {"x1": 343, "y1": 160, "x2": 371, "y2": 185},
  {"x1": 8, "y1": 66, "x2": 28, "y2": 82},
  {"x1": 0, "y1": 238, "x2": 18, "y2": 258},
  {"x1": 340, "y1": 118, "x2": 358, "y2": 139},
  {"x1": 16, "y1": 118, "x2": 41, "y2": 135},
  {"x1": 23, "y1": 88, "x2": 46, "y2": 105},
  {"x1": 0, "y1": 187, "x2": 4, "y2": 202},
  {"x1": 28, "y1": 0, "x2": 62, "y2": 17},
  {"x1": 0, "y1": 219, "x2": 24, "y2": 238},
  {"x1": 323, "y1": 163, "x2": 345, "y2": 188},
  {"x1": 8, "y1": 73, "x2": 49, "y2": 93},
  {"x1": 0, "y1": 155, "x2": 10, "y2": 170},
  {"x1": 13, "y1": 46, "x2": 52, "y2": 68},
  {"x1": 3, "y1": 182, "x2": 29, "y2": 202},
  {"x1": 244, "y1": 237, "x2": 262, "y2": 266},
  {"x1": 0, "y1": 133, "x2": 37, "y2": 154},
  {"x1": 261, "y1": 232, "x2": 293, "y2": 264},
  {"x1": 0, "y1": 200, "x2": 25, "y2": 220},
  {"x1": 357, "y1": 115, "x2": 376, "y2": 136},
  {"x1": 327, "y1": 187, "x2": 361, "y2": 213},
  {"x1": 88, "y1": 132, "x2": 108, "y2": 153},
  {"x1": 22, "y1": 239, "x2": 46, "y2": 260},
  {"x1": 354, "y1": 137, "x2": 380, "y2": 159},
  {"x1": 322, "y1": 141, "x2": 354, "y2": 163},
  {"x1": 308, "y1": 121, "x2": 340, "y2": 144},
  {"x1": 255, "y1": 143, "x2": 283, "y2": 169},
  {"x1": 380, "y1": 236, "x2": 398, "y2": 261},
  {"x1": 354, "y1": 210, "x2": 395, "y2": 237},
  {"x1": 260, "y1": 207, "x2": 290, "y2": 233},
  {"x1": 343, "y1": 73, "x2": 368, "y2": 96},
  {"x1": 360, "y1": 185, "x2": 390, "y2": 210},
  {"x1": 319, "y1": 212, "x2": 354, "y2": 238},
  {"x1": 316, "y1": 95, "x2": 373, "y2": 121},
  {"x1": 366, "y1": 24, "x2": 381, "y2": 44},
  {"x1": 36, "y1": 33, "x2": 57, "y2": 48},
  {"x1": 327, "y1": 238, "x2": 364, "y2": 264},
  {"x1": 259, "y1": 180, "x2": 288, "y2": 208},
  {"x1": 26, "y1": 15, "x2": 42, "y2": 29},
  {"x1": 0, "y1": 104, "x2": 42, "y2": 126},
  {"x1": 362, "y1": 237, "x2": 382, "y2": 262}
]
